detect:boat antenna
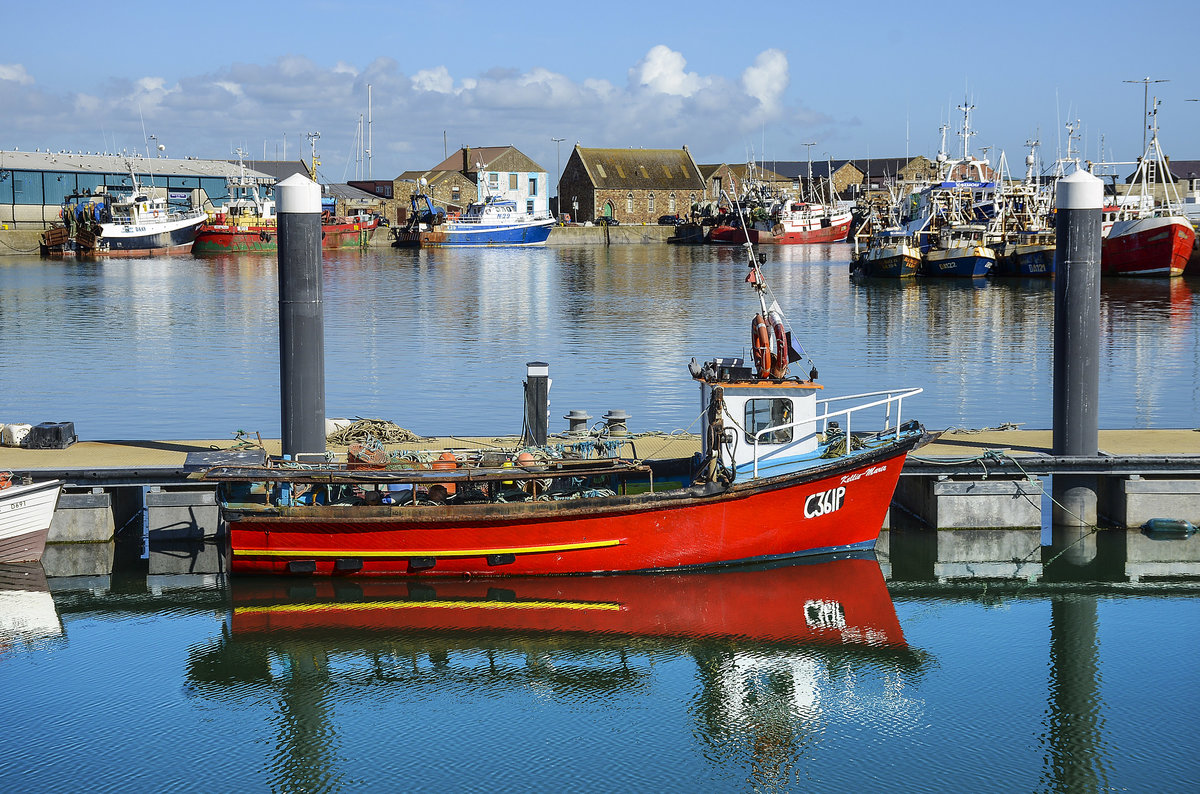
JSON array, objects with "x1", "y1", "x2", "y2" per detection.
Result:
[{"x1": 1124, "y1": 77, "x2": 1169, "y2": 153}]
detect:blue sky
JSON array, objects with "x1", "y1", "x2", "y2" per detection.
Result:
[{"x1": 2, "y1": 0, "x2": 1197, "y2": 185}]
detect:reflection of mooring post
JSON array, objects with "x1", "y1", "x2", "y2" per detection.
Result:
[
  {"x1": 523, "y1": 362, "x2": 549, "y2": 447},
  {"x1": 1051, "y1": 169, "x2": 1103, "y2": 530},
  {"x1": 277, "y1": 174, "x2": 327, "y2": 459}
]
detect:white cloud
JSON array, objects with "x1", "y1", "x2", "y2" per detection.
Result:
[
  {"x1": 0, "y1": 47, "x2": 813, "y2": 177},
  {"x1": 741, "y1": 49, "x2": 788, "y2": 113},
  {"x1": 412, "y1": 66, "x2": 454, "y2": 94},
  {"x1": 630, "y1": 45, "x2": 708, "y2": 96},
  {"x1": 0, "y1": 63, "x2": 34, "y2": 85}
]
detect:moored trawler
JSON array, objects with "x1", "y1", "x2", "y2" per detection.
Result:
[
  {"x1": 1099, "y1": 99, "x2": 1195, "y2": 277},
  {"x1": 191, "y1": 173, "x2": 378, "y2": 253},
  {"x1": 394, "y1": 194, "x2": 555, "y2": 248},
  {"x1": 42, "y1": 177, "x2": 207, "y2": 257}
]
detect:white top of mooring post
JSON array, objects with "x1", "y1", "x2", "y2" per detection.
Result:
[
  {"x1": 1056, "y1": 169, "x2": 1103, "y2": 210},
  {"x1": 276, "y1": 173, "x2": 322, "y2": 214}
]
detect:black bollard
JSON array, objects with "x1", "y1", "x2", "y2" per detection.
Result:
[
  {"x1": 523, "y1": 362, "x2": 549, "y2": 447},
  {"x1": 276, "y1": 174, "x2": 327, "y2": 460},
  {"x1": 1051, "y1": 169, "x2": 1103, "y2": 528}
]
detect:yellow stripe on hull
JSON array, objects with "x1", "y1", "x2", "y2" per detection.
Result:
[
  {"x1": 232, "y1": 538, "x2": 622, "y2": 558},
  {"x1": 235, "y1": 598, "x2": 622, "y2": 615}
]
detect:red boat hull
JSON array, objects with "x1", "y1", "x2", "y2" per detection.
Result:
[
  {"x1": 708, "y1": 219, "x2": 851, "y2": 246},
  {"x1": 1101, "y1": 215, "x2": 1194, "y2": 276},
  {"x1": 192, "y1": 218, "x2": 378, "y2": 253},
  {"x1": 228, "y1": 446, "x2": 913, "y2": 577},
  {"x1": 229, "y1": 554, "x2": 907, "y2": 648}
]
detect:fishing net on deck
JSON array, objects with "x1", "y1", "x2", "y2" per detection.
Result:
[{"x1": 326, "y1": 418, "x2": 428, "y2": 446}]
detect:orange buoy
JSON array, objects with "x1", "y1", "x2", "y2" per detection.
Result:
[
  {"x1": 431, "y1": 452, "x2": 458, "y2": 495},
  {"x1": 751, "y1": 314, "x2": 772, "y2": 378}
]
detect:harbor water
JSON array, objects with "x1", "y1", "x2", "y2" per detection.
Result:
[
  {"x1": 2, "y1": 244, "x2": 1200, "y2": 791},
  {"x1": 2, "y1": 537, "x2": 1199, "y2": 792},
  {"x1": 1, "y1": 243, "x2": 1198, "y2": 440}
]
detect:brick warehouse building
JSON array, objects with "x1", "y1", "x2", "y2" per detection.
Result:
[{"x1": 558, "y1": 145, "x2": 705, "y2": 224}]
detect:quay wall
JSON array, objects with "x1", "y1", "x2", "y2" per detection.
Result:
[
  {"x1": 0, "y1": 229, "x2": 45, "y2": 256},
  {"x1": 2, "y1": 225, "x2": 682, "y2": 256}
]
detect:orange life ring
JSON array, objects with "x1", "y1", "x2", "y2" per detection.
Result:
[
  {"x1": 0, "y1": 471, "x2": 11, "y2": 491},
  {"x1": 770, "y1": 318, "x2": 789, "y2": 379},
  {"x1": 751, "y1": 313, "x2": 772, "y2": 378}
]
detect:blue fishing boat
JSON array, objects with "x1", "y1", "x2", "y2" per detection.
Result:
[
  {"x1": 851, "y1": 229, "x2": 921, "y2": 278},
  {"x1": 921, "y1": 225, "x2": 995, "y2": 278},
  {"x1": 393, "y1": 193, "x2": 555, "y2": 247}
]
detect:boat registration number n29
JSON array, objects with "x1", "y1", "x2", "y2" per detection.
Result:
[{"x1": 804, "y1": 486, "x2": 845, "y2": 518}]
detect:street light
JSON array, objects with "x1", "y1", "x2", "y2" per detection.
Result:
[{"x1": 552, "y1": 137, "x2": 565, "y2": 202}]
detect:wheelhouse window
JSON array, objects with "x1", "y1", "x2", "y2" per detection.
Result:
[{"x1": 744, "y1": 398, "x2": 793, "y2": 444}]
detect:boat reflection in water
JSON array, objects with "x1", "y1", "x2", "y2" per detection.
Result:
[
  {"x1": 0, "y1": 563, "x2": 64, "y2": 654},
  {"x1": 188, "y1": 553, "x2": 926, "y2": 789}
]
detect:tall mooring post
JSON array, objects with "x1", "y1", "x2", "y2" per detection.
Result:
[
  {"x1": 1051, "y1": 169, "x2": 1103, "y2": 529},
  {"x1": 276, "y1": 173, "x2": 327, "y2": 459},
  {"x1": 523, "y1": 362, "x2": 549, "y2": 447}
]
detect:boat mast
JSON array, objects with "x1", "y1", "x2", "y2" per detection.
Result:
[
  {"x1": 802, "y1": 142, "x2": 816, "y2": 203},
  {"x1": 307, "y1": 131, "x2": 321, "y2": 182}
]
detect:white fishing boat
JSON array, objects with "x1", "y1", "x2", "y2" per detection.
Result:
[
  {"x1": 45, "y1": 164, "x2": 207, "y2": 257},
  {"x1": 0, "y1": 475, "x2": 62, "y2": 563}
]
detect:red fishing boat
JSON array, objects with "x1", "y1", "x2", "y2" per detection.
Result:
[
  {"x1": 200, "y1": 243, "x2": 927, "y2": 577},
  {"x1": 1101, "y1": 101, "x2": 1195, "y2": 277},
  {"x1": 191, "y1": 158, "x2": 378, "y2": 254}
]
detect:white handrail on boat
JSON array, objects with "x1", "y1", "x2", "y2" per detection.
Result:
[{"x1": 747, "y1": 387, "x2": 923, "y2": 478}]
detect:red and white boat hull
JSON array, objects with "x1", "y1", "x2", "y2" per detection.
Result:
[
  {"x1": 0, "y1": 480, "x2": 62, "y2": 563},
  {"x1": 1102, "y1": 215, "x2": 1195, "y2": 277},
  {"x1": 226, "y1": 443, "x2": 916, "y2": 577}
]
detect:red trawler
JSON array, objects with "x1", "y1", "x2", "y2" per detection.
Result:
[
  {"x1": 191, "y1": 160, "x2": 378, "y2": 254},
  {"x1": 200, "y1": 243, "x2": 927, "y2": 577},
  {"x1": 709, "y1": 202, "x2": 852, "y2": 245},
  {"x1": 1101, "y1": 101, "x2": 1195, "y2": 277}
]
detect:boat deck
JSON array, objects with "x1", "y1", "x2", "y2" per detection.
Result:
[{"x1": 2, "y1": 429, "x2": 1199, "y2": 482}]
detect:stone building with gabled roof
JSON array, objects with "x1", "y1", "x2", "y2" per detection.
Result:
[{"x1": 559, "y1": 145, "x2": 705, "y2": 224}]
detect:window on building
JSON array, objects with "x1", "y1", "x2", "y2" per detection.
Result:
[
  {"x1": 11, "y1": 171, "x2": 41, "y2": 205},
  {"x1": 42, "y1": 172, "x2": 76, "y2": 205},
  {"x1": 509, "y1": 173, "x2": 518, "y2": 190},
  {"x1": 489, "y1": 173, "x2": 499, "y2": 188},
  {"x1": 527, "y1": 199, "x2": 534, "y2": 214},
  {"x1": 669, "y1": 193, "x2": 676, "y2": 213},
  {"x1": 528, "y1": 177, "x2": 537, "y2": 196},
  {"x1": 452, "y1": 186, "x2": 460, "y2": 201},
  {"x1": 626, "y1": 193, "x2": 633, "y2": 213},
  {"x1": 744, "y1": 398, "x2": 793, "y2": 445},
  {"x1": 648, "y1": 192, "x2": 655, "y2": 214}
]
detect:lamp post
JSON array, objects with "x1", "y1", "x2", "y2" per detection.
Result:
[{"x1": 552, "y1": 137, "x2": 565, "y2": 211}]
